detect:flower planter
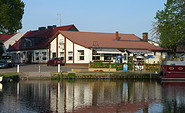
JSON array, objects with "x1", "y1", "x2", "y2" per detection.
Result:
[{"x1": 94, "y1": 70, "x2": 103, "y2": 72}]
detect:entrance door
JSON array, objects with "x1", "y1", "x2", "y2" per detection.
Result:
[{"x1": 27, "y1": 52, "x2": 33, "y2": 64}]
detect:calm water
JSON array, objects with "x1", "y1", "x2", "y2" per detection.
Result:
[{"x1": 0, "y1": 79, "x2": 185, "y2": 113}]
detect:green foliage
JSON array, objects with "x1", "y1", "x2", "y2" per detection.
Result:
[
  {"x1": 90, "y1": 62, "x2": 133, "y2": 71},
  {"x1": 67, "y1": 73, "x2": 76, "y2": 79},
  {"x1": 51, "y1": 74, "x2": 61, "y2": 80},
  {"x1": 9, "y1": 75, "x2": 19, "y2": 81},
  {"x1": 111, "y1": 63, "x2": 123, "y2": 70},
  {"x1": 0, "y1": 0, "x2": 25, "y2": 34},
  {"x1": 145, "y1": 64, "x2": 160, "y2": 71},
  {"x1": 127, "y1": 62, "x2": 133, "y2": 70},
  {"x1": 0, "y1": 73, "x2": 19, "y2": 82},
  {"x1": 0, "y1": 72, "x2": 18, "y2": 77},
  {"x1": 90, "y1": 62, "x2": 110, "y2": 68},
  {"x1": 155, "y1": 0, "x2": 185, "y2": 57}
]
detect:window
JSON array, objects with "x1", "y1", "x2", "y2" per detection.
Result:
[
  {"x1": 35, "y1": 52, "x2": 39, "y2": 60},
  {"x1": 42, "y1": 52, "x2": 47, "y2": 60},
  {"x1": 93, "y1": 56, "x2": 100, "y2": 60},
  {"x1": 154, "y1": 52, "x2": 156, "y2": 56},
  {"x1": 24, "y1": 41, "x2": 26, "y2": 47},
  {"x1": 60, "y1": 52, "x2": 64, "y2": 60},
  {"x1": 2, "y1": 56, "x2": 11, "y2": 60},
  {"x1": 59, "y1": 39, "x2": 65, "y2": 50},
  {"x1": 60, "y1": 52, "x2": 64, "y2": 57},
  {"x1": 52, "y1": 52, "x2": 56, "y2": 58},
  {"x1": 92, "y1": 50, "x2": 100, "y2": 61},
  {"x1": 68, "y1": 51, "x2": 73, "y2": 60},
  {"x1": 78, "y1": 50, "x2": 84, "y2": 60},
  {"x1": 104, "y1": 54, "x2": 112, "y2": 61}
]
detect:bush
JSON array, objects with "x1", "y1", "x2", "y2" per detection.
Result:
[
  {"x1": 67, "y1": 73, "x2": 76, "y2": 79},
  {"x1": 145, "y1": 64, "x2": 160, "y2": 71},
  {"x1": 90, "y1": 62, "x2": 110, "y2": 68},
  {"x1": 90, "y1": 62, "x2": 133, "y2": 71},
  {"x1": 111, "y1": 63, "x2": 123, "y2": 70},
  {"x1": 127, "y1": 62, "x2": 133, "y2": 71}
]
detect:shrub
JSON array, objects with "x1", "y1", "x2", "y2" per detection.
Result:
[
  {"x1": 90, "y1": 62, "x2": 110, "y2": 68},
  {"x1": 67, "y1": 73, "x2": 76, "y2": 79},
  {"x1": 90, "y1": 62, "x2": 133, "y2": 71},
  {"x1": 145, "y1": 64, "x2": 160, "y2": 71}
]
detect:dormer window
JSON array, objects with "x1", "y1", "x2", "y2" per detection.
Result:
[
  {"x1": 23, "y1": 38, "x2": 32, "y2": 47},
  {"x1": 24, "y1": 41, "x2": 26, "y2": 47}
]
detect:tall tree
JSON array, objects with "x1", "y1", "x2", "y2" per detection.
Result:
[
  {"x1": 155, "y1": 0, "x2": 185, "y2": 57},
  {"x1": 0, "y1": 0, "x2": 24, "y2": 34}
]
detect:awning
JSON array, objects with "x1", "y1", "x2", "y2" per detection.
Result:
[
  {"x1": 127, "y1": 49, "x2": 152, "y2": 54},
  {"x1": 136, "y1": 55, "x2": 144, "y2": 59},
  {"x1": 115, "y1": 55, "x2": 125, "y2": 59},
  {"x1": 95, "y1": 49, "x2": 122, "y2": 54}
]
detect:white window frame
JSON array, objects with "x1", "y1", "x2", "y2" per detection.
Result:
[
  {"x1": 68, "y1": 51, "x2": 73, "y2": 61},
  {"x1": 78, "y1": 50, "x2": 84, "y2": 60}
]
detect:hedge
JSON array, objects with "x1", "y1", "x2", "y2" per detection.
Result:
[
  {"x1": 90, "y1": 62, "x2": 133, "y2": 71},
  {"x1": 145, "y1": 64, "x2": 160, "y2": 71}
]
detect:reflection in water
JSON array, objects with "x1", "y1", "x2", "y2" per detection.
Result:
[
  {"x1": 0, "y1": 83, "x2": 2, "y2": 92},
  {"x1": 162, "y1": 82, "x2": 185, "y2": 113},
  {"x1": 0, "y1": 80, "x2": 185, "y2": 112}
]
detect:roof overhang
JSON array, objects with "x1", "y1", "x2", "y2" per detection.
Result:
[
  {"x1": 127, "y1": 49, "x2": 152, "y2": 54},
  {"x1": 95, "y1": 49, "x2": 122, "y2": 54},
  {"x1": 136, "y1": 55, "x2": 145, "y2": 59}
]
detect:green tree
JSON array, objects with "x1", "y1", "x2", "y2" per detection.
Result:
[
  {"x1": 0, "y1": 0, "x2": 24, "y2": 34},
  {"x1": 155, "y1": 0, "x2": 185, "y2": 57}
]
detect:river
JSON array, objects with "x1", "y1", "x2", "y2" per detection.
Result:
[{"x1": 0, "y1": 79, "x2": 185, "y2": 113}]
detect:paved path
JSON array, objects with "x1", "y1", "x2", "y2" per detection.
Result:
[{"x1": 0, "y1": 64, "x2": 87, "y2": 73}]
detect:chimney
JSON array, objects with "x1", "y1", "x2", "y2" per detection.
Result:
[
  {"x1": 38, "y1": 27, "x2": 46, "y2": 30},
  {"x1": 116, "y1": 31, "x2": 119, "y2": 41},
  {"x1": 47, "y1": 25, "x2": 57, "y2": 29},
  {"x1": 47, "y1": 26, "x2": 54, "y2": 29},
  {"x1": 143, "y1": 32, "x2": 148, "y2": 41}
]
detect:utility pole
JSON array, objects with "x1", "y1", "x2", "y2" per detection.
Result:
[{"x1": 57, "y1": 14, "x2": 62, "y2": 26}]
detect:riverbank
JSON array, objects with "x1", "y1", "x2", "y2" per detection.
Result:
[
  {"x1": 0, "y1": 71, "x2": 158, "y2": 81},
  {"x1": 0, "y1": 64, "x2": 160, "y2": 80},
  {"x1": 61, "y1": 71, "x2": 158, "y2": 79},
  {"x1": 0, "y1": 72, "x2": 19, "y2": 82}
]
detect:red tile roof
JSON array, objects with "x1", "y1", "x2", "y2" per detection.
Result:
[
  {"x1": 8, "y1": 25, "x2": 164, "y2": 52},
  {"x1": 7, "y1": 25, "x2": 78, "y2": 51},
  {"x1": 55, "y1": 31, "x2": 164, "y2": 51},
  {"x1": 7, "y1": 39, "x2": 21, "y2": 51},
  {"x1": 24, "y1": 24, "x2": 78, "y2": 38},
  {"x1": 0, "y1": 33, "x2": 16, "y2": 43}
]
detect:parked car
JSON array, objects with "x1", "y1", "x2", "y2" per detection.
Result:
[
  {"x1": 0, "y1": 60, "x2": 8, "y2": 69},
  {"x1": 47, "y1": 58, "x2": 64, "y2": 66},
  {"x1": 1, "y1": 53, "x2": 15, "y2": 67}
]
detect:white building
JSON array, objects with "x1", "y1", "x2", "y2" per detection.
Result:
[
  {"x1": 47, "y1": 31, "x2": 167, "y2": 66},
  {"x1": 7, "y1": 26, "x2": 167, "y2": 66}
]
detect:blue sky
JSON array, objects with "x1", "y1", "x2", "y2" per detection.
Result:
[{"x1": 20, "y1": 0, "x2": 166, "y2": 38}]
